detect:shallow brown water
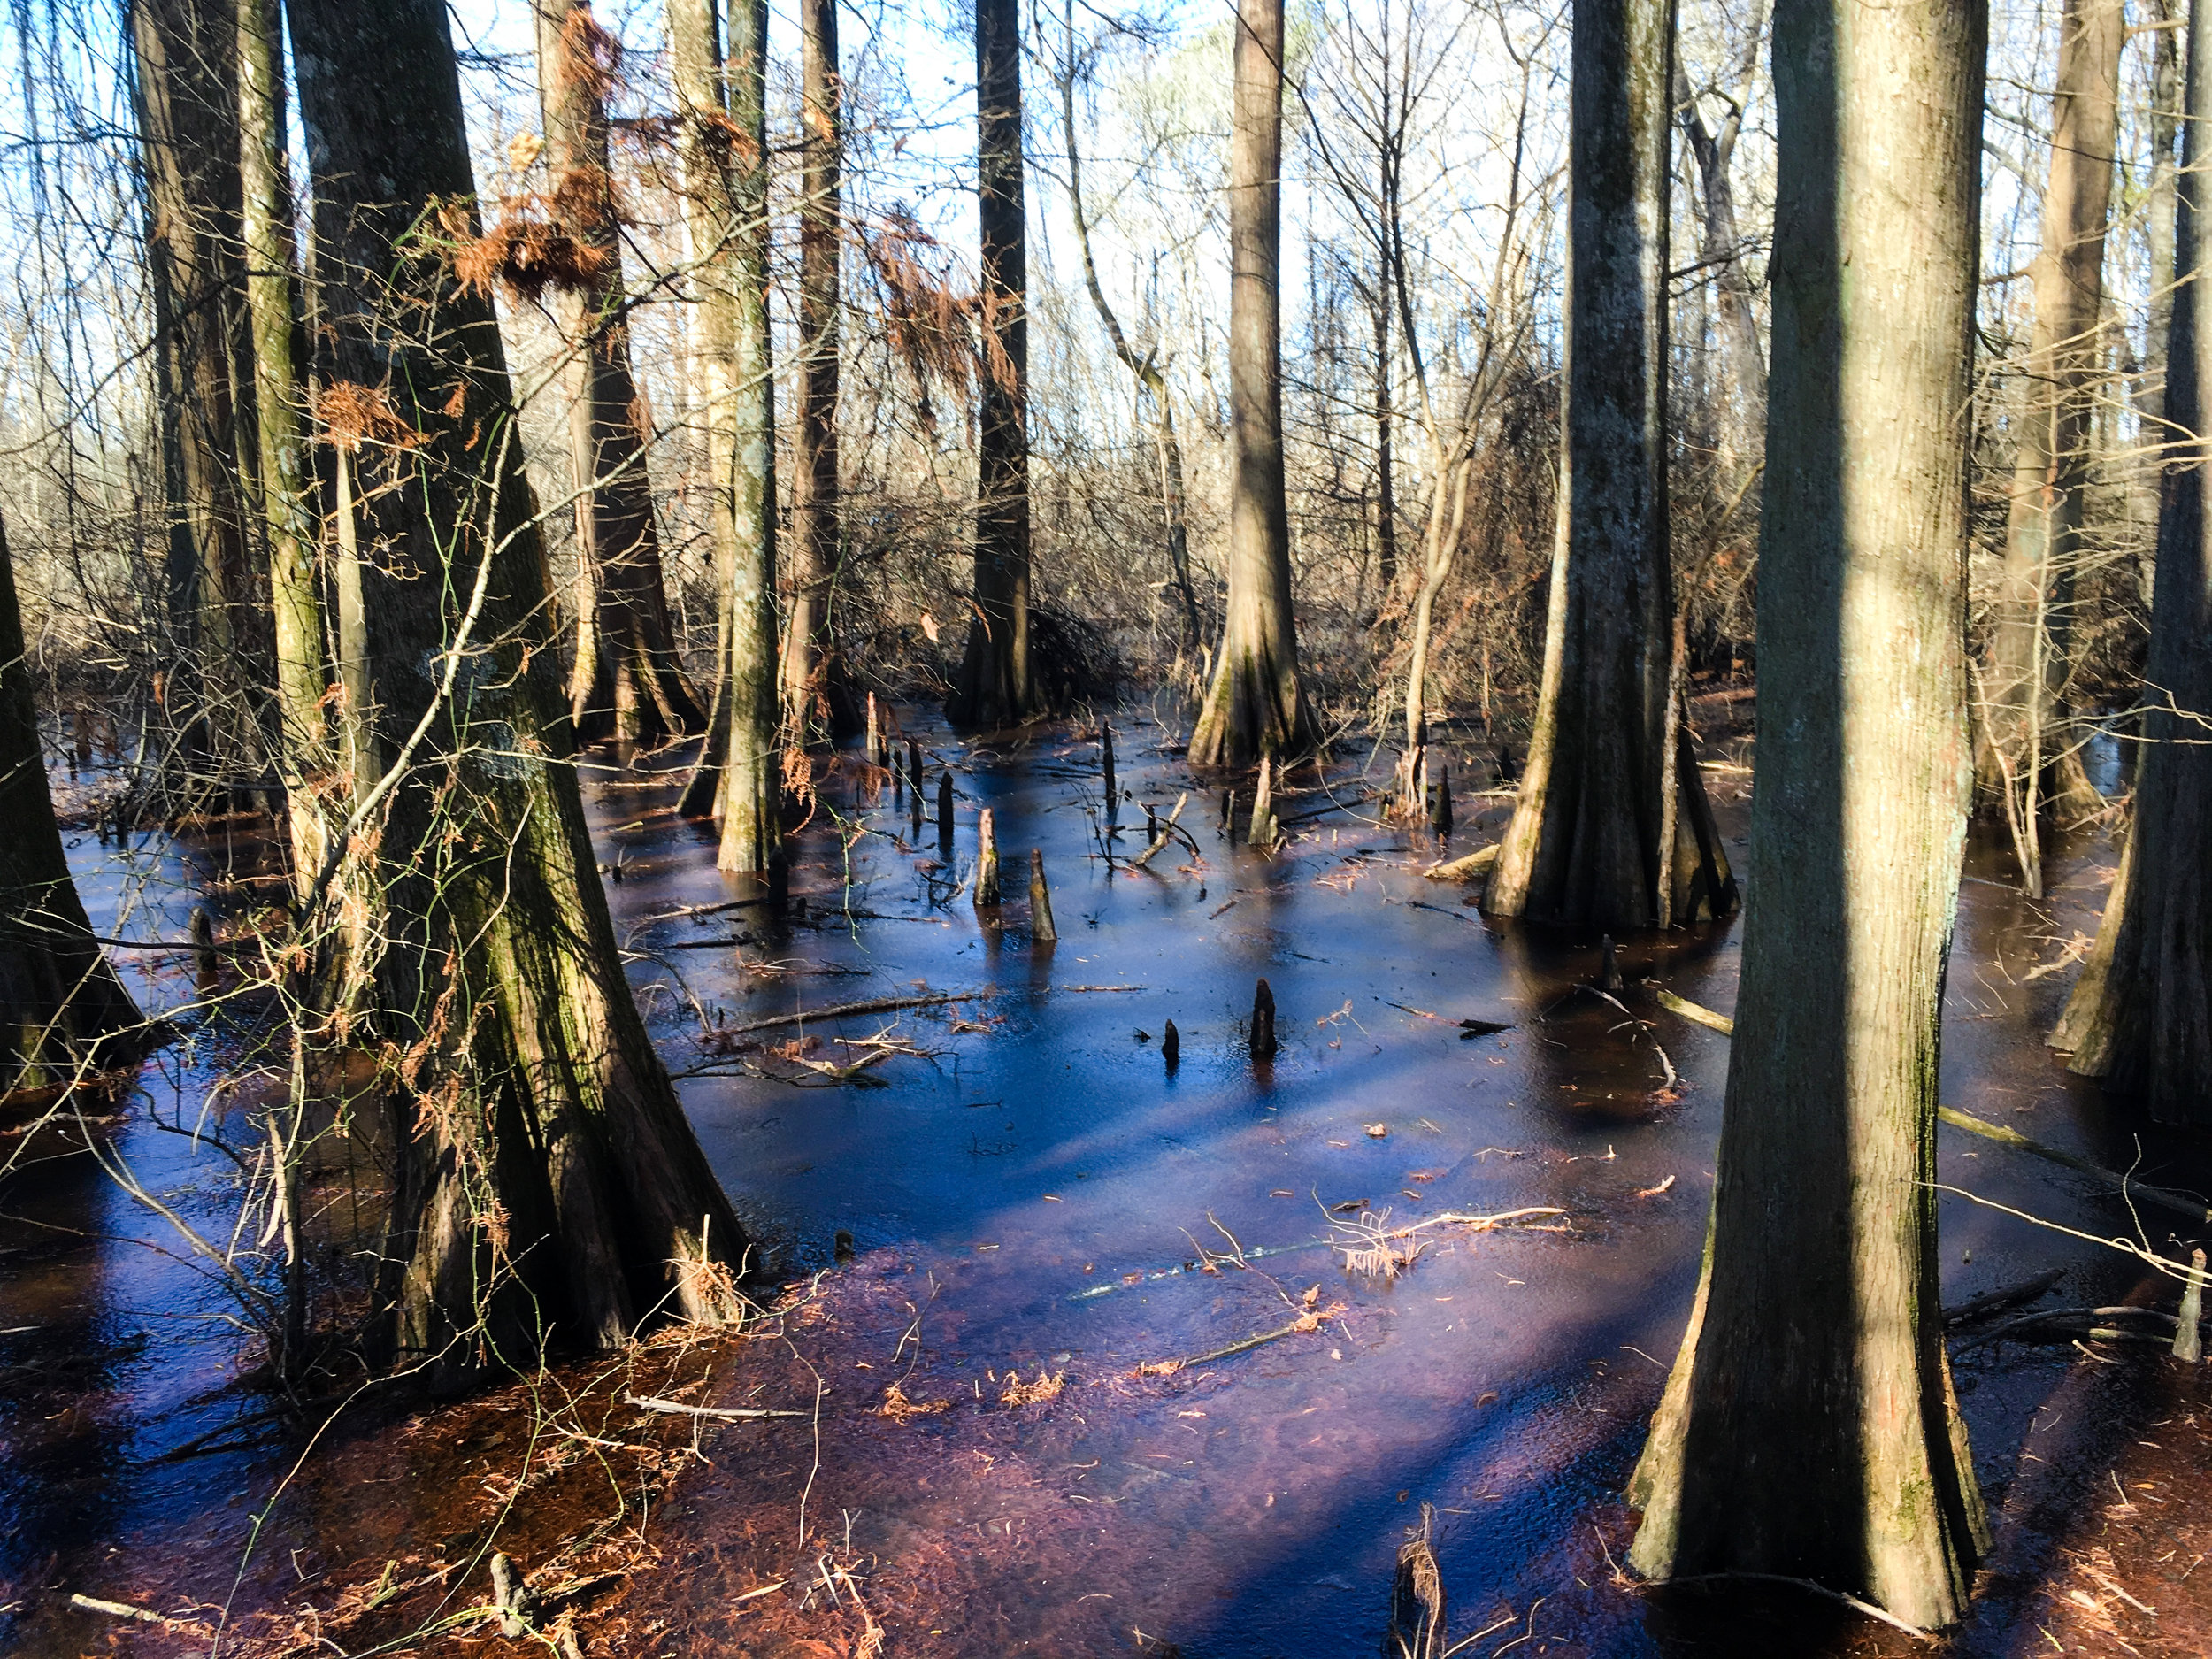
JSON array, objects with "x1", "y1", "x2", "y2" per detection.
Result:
[{"x1": 4, "y1": 712, "x2": 2208, "y2": 1657}]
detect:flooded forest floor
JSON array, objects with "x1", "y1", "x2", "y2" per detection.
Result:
[{"x1": 5, "y1": 695, "x2": 2212, "y2": 1657}]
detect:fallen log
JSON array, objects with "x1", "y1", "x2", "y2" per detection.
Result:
[{"x1": 1423, "y1": 843, "x2": 1499, "y2": 882}]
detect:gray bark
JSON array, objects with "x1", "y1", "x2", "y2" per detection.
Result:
[
  {"x1": 1485, "y1": 0, "x2": 1733, "y2": 929},
  {"x1": 1188, "y1": 0, "x2": 1316, "y2": 767},
  {"x1": 1627, "y1": 0, "x2": 1991, "y2": 1624}
]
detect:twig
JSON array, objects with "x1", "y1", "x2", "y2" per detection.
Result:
[
  {"x1": 715, "y1": 992, "x2": 973, "y2": 1038},
  {"x1": 1130, "y1": 792, "x2": 1190, "y2": 869},
  {"x1": 624, "y1": 1394, "x2": 808, "y2": 1420},
  {"x1": 1135, "y1": 1305, "x2": 1345, "y2": 1376}
]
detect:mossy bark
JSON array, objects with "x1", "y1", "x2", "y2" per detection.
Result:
[
  {"x1": 0, "y1": 516, "x2": 147, "y2": 1095},
  {"x1": 1187, "y1": 0, "x2": 1316, "y2": 768},
  {"x1": 234, "y1": 0, "x2": 337, "y2": 901},
  {"x1": 1485, "y1": 0, "x2": 1732, "y2": 931},
  {"x1": 1627, "y1": 0, "x2": 1990, "y2": 1625},
  {"x1": 2049, "y1": 0, "x2": 2212, "y2": 1119},
  {"x1": 666, "y1": 0, "x2": 781, "y2": 872},
  {"x1": 949, "y1": 0, "x2": 1037, "y2": 729},
  {"x1": 291, "y1": 0, "x2": 748, "y2": 1395},
  {"x1": 535, "y1": 1, "x2": 704, "y2": 749}
]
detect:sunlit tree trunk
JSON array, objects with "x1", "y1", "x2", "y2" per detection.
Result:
[
  {"x1": 534, "y1": 0, "x2": 704, "y2": 749},
  {"x1": 1188, "y1": 0, "x2": 1315, "y2": 766},
  {"x1": 290, "y1": 0, "x2": 749, "y2": 1395},
  {"x1": 949, "y1": 0, "x2": 1036, "y2": 726},
  {"x1": 129, "y1": 0, "x2": 266, "y2": 786},
  {"x1": 666, "y1": 0, "x2": 781, "y2": 872},
  {"x1": 781, "y1": 0, "x2": 849, "y2": 736},
  {"x1": 0, "y1": 515, "x2": 146, "y2": 1097},
  {"x1": 2142, "y1": 0, "x2": 2182, "y2": 429},
  {"x1": 1627, "y1": 0, "x2": 1991, "y2": 1624},
  {"x1": 2049, "y1": 0, "x2": 2212, "y2": 1121},
  {"x1": 1485, "y1": 0, "x2": 1733, "y2": 928},
  {"x1": 234, "y1": 0, "x2": 334, "y2": 898},
  {"x1": 1978, "y1": 0, "x2": 2120, "y2": 850}
]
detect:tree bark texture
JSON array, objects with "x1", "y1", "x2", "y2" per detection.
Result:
[
  {"x1": 1188, "y1": 0, "x2": 1316, "y2": 766},
  {"x1": 950, "y1": 0, "x2": 1036, "y2": 726},
  {"x1": 1626, "y1": 0, "x2": 1991, "y2": 1624},
  {"x1": 2049, "y1": 0, "x2": 2212, "y2": 1122},
  {"x1": 130, "y1": 0, "x2": 268, "y2": 782},
  {"x1": 234, "y1": 0, "x2": 335, "y2": 900},
  {"x1": 1978, "y1": 0, "x2": 2120, "y2": 826},
  {"x1": 781, "y1": 0, "x2": 849, "y2": 736},
  {"x1": 666, "y1": 0, "x2": 780, "y2": 872},
  {"x1": 290, "y1": 0, "x2": 748, "y2": 1394},
  {"x1": 1486, "y1": 0, "x2": 1734, "y2": 930},
  {"x1": 534, "y1": 0, "x2": 704, "y2": 749},
  {"x1": 0, "y1": 516, "x2": 147, "y2": 1095}
]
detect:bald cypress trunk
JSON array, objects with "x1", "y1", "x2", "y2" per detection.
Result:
[
  {"x1": 1626, "y1": 0, "x2": 1990, "y2": 1624},
  {"x1": 534, "y1": 1, "x2": 704, "y2": 749},
  {"x1": 1979, "y1": 0, "x2": 2121, "y2": 850},
  {"x1": 0, "y1": 517, "x2": 147, "y2": 1098},
  {"x1": 1187, "y1": 0, "x2": 1315, "y2": 767},
  {"x1": 781, "y1": 0, "x2": 850, "y2": 737},
  {"x1": 2049, "y1": 0, "x2": 2212, "y2": 1121},
  {"x1": 667, "y1": 0, "x2": 781, "y2": 872},
  {"x1": 129, "y1": 0, "x2": 266, "y2": 787},
  {"x1": 1485, "y1": 0, "x2": 1733, "y2": 930},
  {"x1": 290, "y1": 0, "x2": 748, "y2": 1394},
  {"x1": 949, "y1": 0, "x2": 1036, "y2": 728}
]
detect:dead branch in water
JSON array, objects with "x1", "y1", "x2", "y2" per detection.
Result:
[
  {"x1": 624, "y1": 1394, "x2": 809, "y2": 1420},
  {"x1": 1131, "y1": 792, "x2": 1193, "y2": 869},
  {"x1": 1133, "y1": 1302, "x2": 1347, "y2": 1378},
  {"x1": 713, "y1": 991, "x2": 977, "y2": 1038}
]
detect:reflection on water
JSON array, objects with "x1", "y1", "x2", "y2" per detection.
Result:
[{"x1": 2, "y1": 714, "x2": 2202, "y2": 1656}]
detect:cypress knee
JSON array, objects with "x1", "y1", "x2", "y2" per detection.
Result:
[
  {"x1": 937, "y1": 769, "x2": 955, "y2": 854},
  {"x1": 1028, "y1": 848, "x2": 1058, "y2": 942},
  {"x1": 1162, "y1": 1017, "x2": 1180, "y2": 1069},
  {"x1": 975, "y1": 807, "x2": 1002, "y2": 907},
  {"x1": 1250, "y1": 977, "x2": 1277, "y2": 1059}
]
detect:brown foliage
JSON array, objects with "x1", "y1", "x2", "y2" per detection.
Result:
[{"x1": 453, "y1": 205, "x2": 612, "y2": 303}]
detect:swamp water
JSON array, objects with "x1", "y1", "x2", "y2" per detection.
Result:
[{"x1": 2, "y1": 713, "x2": 2203, "y2": 1657}]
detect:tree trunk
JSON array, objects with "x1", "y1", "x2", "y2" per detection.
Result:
[
  {"x1": 1626, "y1": 0, "x2": 1991, "y2": 1624},
  {"x1": 666, "y1": 0, "x2": 781, "y2": 872},
  {"x1": 2142, "y1": 0, "x2": 2181, "y2": 429},
  {"x1": 534, "y1": 1, "x2": 704, "y2": 750},
  {"x1": 0, "y1": 515, "x2": 147, "y2": 1096},
  {"x1": 234, "y1": 0, "x2": 334, "y2": 899},
  {"x1": 1485, "y1": 0, "x2": 1733, "y2": 930},
  {"x1": 1671, "y1": 26, "x2": 1767, "y2": 456},
  {"x1": 1373, "y1": 284, "x2": 1397, "y2": 604},
  {"x1": 1978, "y1": 0, "x2": 2120, "y2": 837},
  {"x1": 781, "y1": 0, "x2": 850, "y2": 737},
  {"x1": 129, "y1": 0, "x2": 267, "y2": 789},
  {"x1": 2048, "y1": 0, "x2": 2212, "y2": 1121},
  {"x1": 290, "y1": 0, "x2": 749, "y2": 1395},
  {"x1": 1188, "y1": 0, "x2": 1315, "y2": 767},
  {"x1": 949, "y1": 0, "x2": 1037, "y2": 727}
]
